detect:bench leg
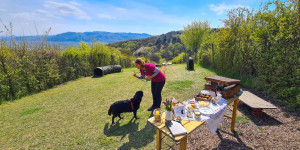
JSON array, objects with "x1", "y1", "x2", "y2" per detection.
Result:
[
  {"x1": 231, "y1": 98, "x2": 238, "y2": 131},
  {"x1": 252, "y1": 108, "x2": 263, "y2": 116}
]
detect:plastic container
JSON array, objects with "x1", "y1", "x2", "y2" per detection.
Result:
[
  {"x1": 216, "y1": 93, "x2": 222, "y2": 102},
  {"x1": 194, "y1": 111, "x2": 201, "y2": 119}
]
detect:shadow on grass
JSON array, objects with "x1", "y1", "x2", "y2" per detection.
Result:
[
  {"x1": 103, "y1": 114, "x2": 156, "y2": 149},
  {"x1": 237, "y1": 104, "x2": 283, "y2": 126},
  {"x1": 213, "y1": 129, "x2": 253, "y2": 150}
]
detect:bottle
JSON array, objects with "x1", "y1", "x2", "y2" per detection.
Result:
[{"x1": 216, "y1": 93, "x2": 222, "y2": 103}]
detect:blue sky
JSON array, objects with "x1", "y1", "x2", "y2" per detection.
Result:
[{"x1": 0, "y1": 0, "x2": 266, "y2": 36}]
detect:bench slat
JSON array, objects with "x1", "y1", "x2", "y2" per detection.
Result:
[{"x1": 239, "y1": 91, "x2": 277, "y2": 109}]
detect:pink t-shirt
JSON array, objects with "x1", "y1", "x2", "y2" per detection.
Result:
[{"x1": 140, "y1": 63, "x2": 166, "y2": 82}]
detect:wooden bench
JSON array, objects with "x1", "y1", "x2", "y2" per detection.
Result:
[{"x1": 239, "y1": 91, "x2": 277, "y2": 116}]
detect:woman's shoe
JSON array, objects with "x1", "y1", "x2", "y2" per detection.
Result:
[{"x1": 147, "y1": 106, "x2": 154, "y2": 111}]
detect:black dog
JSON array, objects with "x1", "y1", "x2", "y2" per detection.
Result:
[{"x1": 108, "y1": 91, "x2": 143, "y2": 124}]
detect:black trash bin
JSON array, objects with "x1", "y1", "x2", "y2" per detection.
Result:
[
  {"x1": 187, "y1": 57, "x2": 194, "y2": 71},
  {"x1": 94, "y1": 65, "x2": 122, "y2": 77}
]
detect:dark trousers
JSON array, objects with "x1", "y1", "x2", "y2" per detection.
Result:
[{"x1": 151, "y1": 80, "x2": 165, "y2": 108}]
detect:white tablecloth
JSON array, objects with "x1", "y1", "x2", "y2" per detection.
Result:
[{"x1": 181, "y1": 98, "x2": 228, "y2": 135}]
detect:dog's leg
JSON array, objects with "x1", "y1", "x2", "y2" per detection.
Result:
[
  {"x1": 112, "y1": 115, "x2": 117, "y2": 125},
  {"x1": 118, "y1": 114, "x2": 123, "y2": 119},
  {"x1": 133, "y1": 111, "x2": 139, "y2": 119}
]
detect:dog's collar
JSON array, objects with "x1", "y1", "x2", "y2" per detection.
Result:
[
  {"x1": 130, "y1": 98, "x2": 134, "y2": 111},
  {"x1": 130, "y1": 97, "x2": 141, "y2": 111}
]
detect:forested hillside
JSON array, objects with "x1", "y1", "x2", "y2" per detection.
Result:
[{"x1": 108, "y1": 31, "x2": 186, "y2": 63}]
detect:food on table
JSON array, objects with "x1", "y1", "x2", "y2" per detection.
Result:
[
  {"x1": 153, "y1": 109, "x2": 161, "y2": 121},
  {"x1": 191, "y1": 104, "x2": 197, "y2": 109},
  {"x1": 194, "y1": 93, "x2": 212, "y2": 101},
  {"x1": 187, "y1": 105, "x2": 194, "y2": 110},
  {"x1": 172, "y1": 102, "x2": 185, "y2": 107},
  {"x1": 189, "y1": 100, "x2": 195, "y2": 104},
  {"x1": 199, "y1": 101, "x2": 209, "y2": 107},
  {"x1": 194, "y1": 111, "x2": 201, "y2": 119},
  {"x1": 155, "y1": 110, "x2": 160, "y2": 115}
]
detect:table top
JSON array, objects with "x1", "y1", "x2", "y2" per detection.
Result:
[
  {"x1": 148, "y1": 112, "x2": 205, "y2": 142},
  {"x1": 147, "y1": 96, "x2": 239, "y2": 142}
]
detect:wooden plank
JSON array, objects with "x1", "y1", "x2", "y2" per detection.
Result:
[
  {"x1": 231, "y1": 98, "x2": 238, "y2": 131},
  {"x1": 205, "y1": 76, "x2": 240, "y2": 85},
  {"x1": 239, "y1": 91, "x2": 277, "y2": 109},
  {"x1": 179, "y1": 136, "x2": 187, "y2": 150}
]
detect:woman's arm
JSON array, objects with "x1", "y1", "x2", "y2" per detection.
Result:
[
  {"x1": 146, "y1": 67, "x2": 160, "y2": 79},
  {"x1": 152, "y1": 67, "x2": 160, "y2": 77}
]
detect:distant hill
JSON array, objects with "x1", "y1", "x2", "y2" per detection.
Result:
[
  {"x1": 1, "y1": 31, "x2": 152, "y2": 45},
  {"x1": 108, "y1": 31, "x2": 186, "y2": 62}
]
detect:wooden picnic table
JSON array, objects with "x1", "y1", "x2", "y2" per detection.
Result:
[{"x1": 148, "y1": 96, "x2": 239, "y2": 150}]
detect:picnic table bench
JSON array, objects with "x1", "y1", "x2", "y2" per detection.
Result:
[{"x1": 239, "y1": 91, "x2": 277, "y2": 116}]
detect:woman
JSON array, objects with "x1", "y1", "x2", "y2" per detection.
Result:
[{"x1": 133, "y1": 58, "x2": 166, "y2": 111}]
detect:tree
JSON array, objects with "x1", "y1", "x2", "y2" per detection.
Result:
[{"x1": 180, "y1": 20, "x2": 210, "y2": 61}]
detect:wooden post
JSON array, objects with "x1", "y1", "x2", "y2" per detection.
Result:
[
  {"x1": 156, "y1": 129, "x2": 162, "y2": 150},
  {"x1": 179, "y1": 136, "x2": 187, "y2": 150},
  {"x1": 231, "y1": 98, "x2": 238, "y2": 131}
]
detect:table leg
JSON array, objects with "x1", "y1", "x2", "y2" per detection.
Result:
[
  {"x1": 231, "y1": 98, "x2": 238, "y2": 131},
  {"x1": 179, "y1": 136, "x2": 187, "y2": 150},
  {"x1": 156, "y1": 129, "x2": 162, "y2": 150}
]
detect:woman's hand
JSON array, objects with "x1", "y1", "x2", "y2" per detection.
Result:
[{"x1": 133, "y1": 72, "x2": 138, "y2": 78}]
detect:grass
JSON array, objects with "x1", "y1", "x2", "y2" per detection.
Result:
[
  {"x1": 21, "y1": 108, "x2": 43, "y2": 116},
  {"x1": 0, "y1": 64, "x2": 217, "y2": 149},
  {"x1": 236, "y1": 116, "x2": 250, "y2": 124},
  {"x1": 236, "y1": 130, "x2": 243, "y2": 135}
]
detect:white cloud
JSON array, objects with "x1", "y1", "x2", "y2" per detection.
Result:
[
  {"x1": 36, "y1": 9, "x2": 59, "y2": 19},
  {"x1": 69, "y1": 1, "x2": 81, "y2": 6},
  {"x1": 115, "y1": 7, "x2": 127, "y2": 12},
  {"x1": 11, "y1": 12, "x2": 47, "y2": 21},
  {"x1": 44, "y1": 1, "x2": 91, "y2": 20},
  {"x1": 209, "y1": 3, "x2": 248, "y2": 15},
  {"x1": 0, "y1": 8, "x2": 6, "y2": 12}
]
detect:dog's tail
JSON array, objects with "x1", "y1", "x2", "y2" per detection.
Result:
[{"x1": 108, "y1": 106, "x2": 112, "y2": 116}]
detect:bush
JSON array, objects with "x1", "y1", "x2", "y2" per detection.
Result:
[{"x1": 170, "y1": 53, "x2": 186, "y2": 64}]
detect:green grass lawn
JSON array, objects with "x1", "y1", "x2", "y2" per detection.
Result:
[{"x1": 0, "y1": 64, "x2": 216, "y2": 149}]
